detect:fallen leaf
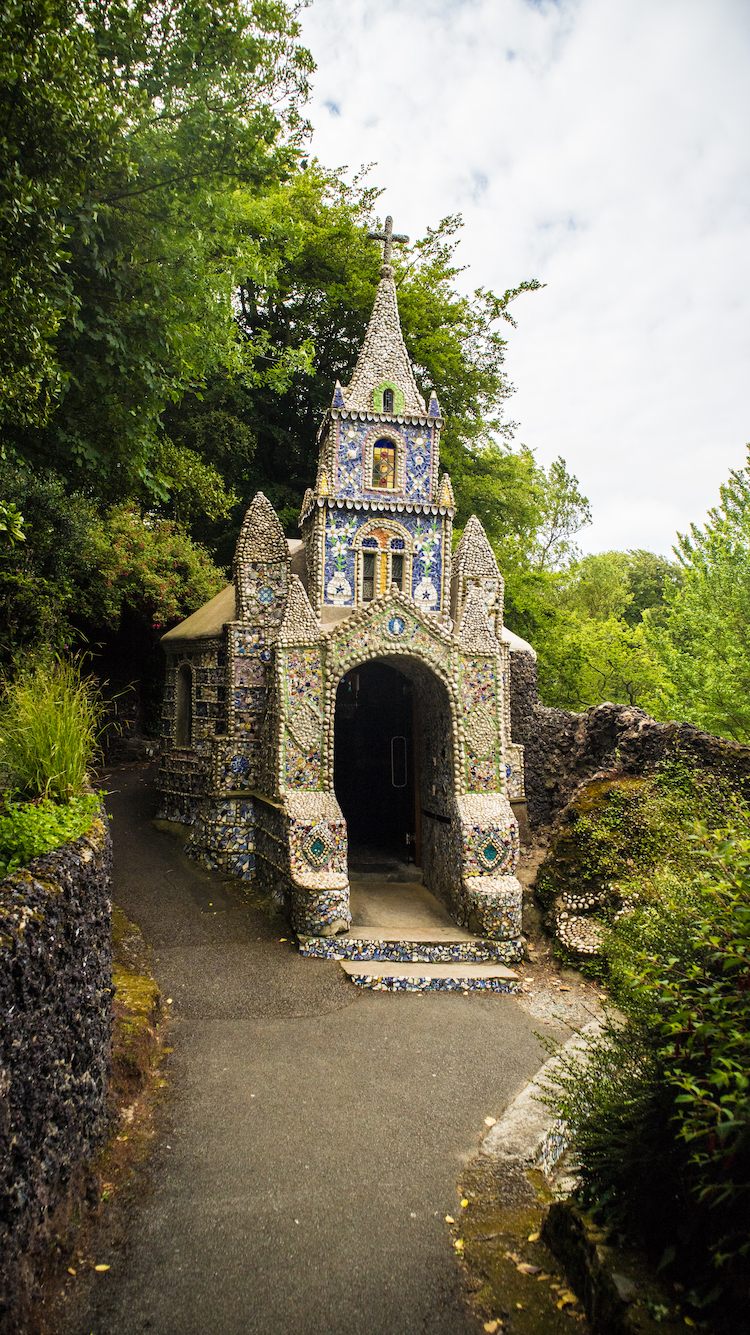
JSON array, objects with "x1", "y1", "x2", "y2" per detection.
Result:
[
  {"x1": 517, "y1": 1263, "x2": 541, "y2": 1275},
  {"x1": 504, "y1": 1251, "x2": 521, "y2": 1264},
  {"x1": 445, "y1": 1215, "x2": 455, "y2": 1223},
  {"x1": 165, "y1": 998, "x2": 173, "y2": 1004},
  {"x1": 516, "y1": 1303, "x2": 523, "y2": 1310},
  {"x1": 527, "y1": 1231, "x2": 540, "y2": 1242},
  {"x1": 279, "y1": 938, "x2": 287, "y2": 942},
  {"x1": 94, "y1": 1264, "x2": 110, "y2": 1272},
  {"x1": 684, "y1": 1321, "x2": 695, "y2": 1329},
  {"x1": 461, "y1": 1199, "x2": 469, "y2": 1208},
  {"x1": 484, "y1": 1116, "x2": 497, "y2": 1127},
  {"x1": 557, "y1": 1291, "x2": 578, "y2": 1306},
  {"x1": 454, "y1": 1239, "x2": 464, "y2": 1251},
  {"x1": 483, "y1": 1323, "x2": 499, "y2": 1333},
  {"x1": 67, "y1": 1268, "x2": 76, "y2": 1276},
  {"x1": 537, "y1": 1273, "x2": 551, "y2": 1282}
]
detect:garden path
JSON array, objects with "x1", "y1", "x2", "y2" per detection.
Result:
[{"x1": 71, "y1": 764, "x2": 555, "y2": 1335}]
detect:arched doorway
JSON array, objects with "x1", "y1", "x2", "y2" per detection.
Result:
[
  {"x1": 333, "y1": 654, "x2": 456, "y2": 881},
  {"x1": 334, "y1": 660, "x2": 419, "y2": 869}
]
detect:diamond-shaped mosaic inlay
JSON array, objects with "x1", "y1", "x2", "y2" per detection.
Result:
[
  {"x1": 464, "y1": 703, "x2": 496, "y2": 759},
  {"x1": 477, "y1": 835, "x2": 506, "y2": 872},
  {"x1": 287, "y1": 699, "x2": 322, "y2": 752},
  {"x1": 302, "y1": 826, "x2": 332, "y2": 868}
]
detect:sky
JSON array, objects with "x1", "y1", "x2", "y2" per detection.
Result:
[{"x1": 299, "y1": 0, "x2": 750, "y2": 556}]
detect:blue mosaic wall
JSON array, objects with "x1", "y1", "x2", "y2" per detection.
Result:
[
  {"x1": 333, "y1": 419, "x2": 436, "y2": 503},
  {"x1": 323, "y1": 506, "x2": 446, "y2": 611}
]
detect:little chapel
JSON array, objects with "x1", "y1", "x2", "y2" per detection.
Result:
[{"x1": 157, "y1": 218, "x2": 532, "y2": 961}]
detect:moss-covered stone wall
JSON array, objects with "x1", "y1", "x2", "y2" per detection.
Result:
[
  {"x1": 0, "y1": 812, "x2": 113, "y2": 1332},
  {"x1": 508, "y1": 651, "x2": 750, "y2": 826}
]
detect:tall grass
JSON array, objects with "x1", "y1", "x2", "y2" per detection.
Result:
[{"x1": 0, "y1": 657, "x2": 105, "y2": 801}]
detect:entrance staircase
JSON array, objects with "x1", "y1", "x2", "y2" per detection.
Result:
[{"x1": 298, "y1": 849, "x2": 521, "y2": 993}]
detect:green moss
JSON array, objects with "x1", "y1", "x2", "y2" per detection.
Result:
[
  {"x1": 537, "y1": 754, "x2": 746, "y2": 917},
  {"x1": 111, "y1": 907, "x2": 161, "y2": 1097}
]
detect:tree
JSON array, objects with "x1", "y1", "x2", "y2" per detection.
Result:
[
  {"x1": 159, "y1": 167, "x2": 544, "y2": 563},
  {"x1": 653, "y1": 448, "x2": 750, "y2": 741},
  {"x1": 1, "y1": 0, "x2": 313, "y2": 496},
  {"x1": 532, "y1": 550, "x2": 677, "y2": 712}
]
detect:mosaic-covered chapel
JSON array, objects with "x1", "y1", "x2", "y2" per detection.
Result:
[{"x1": 157, "y1": 219, "x2": 530, "y2": 961}]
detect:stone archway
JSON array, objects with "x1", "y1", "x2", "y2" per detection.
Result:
[{"x1": 331, "y1": 650, "x2": 459, "y2": 897}]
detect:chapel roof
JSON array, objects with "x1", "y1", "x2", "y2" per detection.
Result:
[{"x1": 342, "y1": 268, "x2": 426, "y2": 415}]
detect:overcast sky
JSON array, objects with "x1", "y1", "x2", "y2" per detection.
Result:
[{"x1": 299, "y1": 0, "x2": 750, "y2": 557}]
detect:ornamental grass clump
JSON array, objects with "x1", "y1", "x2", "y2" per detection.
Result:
[{"x1": 0, "y1": 656, "x2": 105, "y2": 802}]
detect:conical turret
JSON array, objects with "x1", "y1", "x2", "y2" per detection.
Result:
[{"x1": 342, "y1": 270, "x2": 426, "y2": 415}]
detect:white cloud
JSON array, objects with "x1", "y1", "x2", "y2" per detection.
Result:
[{"x1": 300, "y1": 0, "x2": 750, "y2": 555}]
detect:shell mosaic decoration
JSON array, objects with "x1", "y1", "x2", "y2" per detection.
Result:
[{"x1": 156, "y1": 216, "x2": 530, "y2": 958}]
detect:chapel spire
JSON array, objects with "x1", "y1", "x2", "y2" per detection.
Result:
[{"x1": 342, "y1": 216, "x2": 426, "y2": 416}]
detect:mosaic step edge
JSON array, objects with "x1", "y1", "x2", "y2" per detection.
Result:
[
  {"x1": 343, "y1": 974, "x2": 522, "y2": 994},
  {"x1": 297, "y1": 935, "x2": 524, "y2": 964}
]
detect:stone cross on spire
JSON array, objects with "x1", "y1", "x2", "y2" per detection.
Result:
[{"x1": 367, "y1": 215, "x2": 408, "y2": 268}]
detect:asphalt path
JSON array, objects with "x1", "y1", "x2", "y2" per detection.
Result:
[{"x1": 72, "y1": 764, "x2": 557, "y2": 1335}]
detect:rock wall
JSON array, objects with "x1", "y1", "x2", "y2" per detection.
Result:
[
  {"x1": 508, "y1": 651, "x2": 750, "y2": 826},
  {"x1": 0, "y1": 812, "x2": 113, "y2": 1331}
]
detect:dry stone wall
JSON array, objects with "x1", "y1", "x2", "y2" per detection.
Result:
[
  {"x1": 508, "y1": 650, "x2": 750, "y2": 826},
  {"x1": 0, "y1": 813, "x2": 113, "y2": 1331}
]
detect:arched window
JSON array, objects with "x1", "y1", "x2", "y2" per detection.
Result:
[
  {"x1": 382, "y1": 387, "x2": 394, "y2": 413},
  {"x1": 175, "y1": 664, "x2": 193, "y2": 747},
  {"x1": 372, "y1": 439, "x2": 396, "y2": 489}
]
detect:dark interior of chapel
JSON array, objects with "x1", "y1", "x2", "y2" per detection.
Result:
[{"x1": 334, "y1": 661, "x2": 421, "y2": 868}]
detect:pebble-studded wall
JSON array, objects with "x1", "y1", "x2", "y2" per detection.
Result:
[{"x1": 0, "y1": 813, "x2": 113, "y2": 1329}]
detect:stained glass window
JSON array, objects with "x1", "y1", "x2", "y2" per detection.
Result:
[
  {"x1": 372, "y1": 440, "x2": 396, "y2": 489},
  {"x1": 391, "y1": 554, "x2": 404, "y2": 589}
]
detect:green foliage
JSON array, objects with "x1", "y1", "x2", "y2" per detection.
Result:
[
  {"x1": 0, "y1": 467, "x2": 228, "y2": 659},
  {"x1": 1, "y1": 0, "x2": 313, "y2": 495},
  {"x1": 163, "y1": 169, "x2": 543, "y2": 557},
  {"x1": 0, "y1": 502, "x2": 25, "y2": 547},
  {"x1": 0, "y1": 789, "x2": 100, "y2": 878},
  {"x1": 0, "y1": 655, "x2": 105, "y2": 800},
  {"x1": 532, "y1": 550, "x2": 679, "y2": 711},
  {"x1": 83, "y1": 507, "x2": 227, "y2": 631},
  {"x1": 545, "y1": 768, "x2": 750, "y2": 1319},
  {"x1": 538, "y1": 615, "x2": 670, "y2": 712},
  {"x1": 652, "y1": 447, "x2": 750, "y2": 741}
]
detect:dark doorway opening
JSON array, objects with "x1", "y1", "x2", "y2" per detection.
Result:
[{"x1": 334, "y1": 660, "x2": 420, "y2": 870}]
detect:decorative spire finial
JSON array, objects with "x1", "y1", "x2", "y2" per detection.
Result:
[{"x1": 367, "y1": 215, "x2": 409, "y2": 271}]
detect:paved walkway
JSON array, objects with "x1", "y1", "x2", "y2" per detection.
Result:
[{"x1": 73, "y1": 765, "x2": 561, "y2": 1335}]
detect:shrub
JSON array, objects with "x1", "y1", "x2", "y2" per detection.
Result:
[
  {"x1": 549, "y1": 817, "x2": 750, "y2": 1324},
  {"x1": 0, "y1": 791, "x2": 101, "y2": 878},
  {"x1": 0, "y1": 656, "x2": 105, "y2": 801}
]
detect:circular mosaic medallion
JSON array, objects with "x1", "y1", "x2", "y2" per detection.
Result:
[
  {"x1": 230, "y1": 755, "x2": 250, "y2": 775},
  {"x1": 260, "y1": 648, "x2": 272, "y2": 663},
  {"x1": 388, "y1": 616, "x2": 406, "y2": 637},
  {"x1": 257, "y1": 586, "x2": 275, "y2": 605}
]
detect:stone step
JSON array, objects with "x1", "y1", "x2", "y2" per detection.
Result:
[
  {"x1": 297, "y1": 933, "x2": 523, "y2": 965},
  {"x1": 338, "y1": 960, "x2": 520, "y2": 993}
]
